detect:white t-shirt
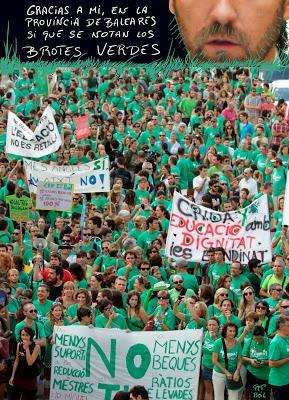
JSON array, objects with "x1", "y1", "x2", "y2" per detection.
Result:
[
  {"x1": 193, "y1": 176, "x2": 209, "y2": 204},
  {"x1": 239, "y1": 177, "x2": 258, "y2": 196}
]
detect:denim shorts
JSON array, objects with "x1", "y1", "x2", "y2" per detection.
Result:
[{"x1": 202, "y1": 367, "x2": 213, "y2": 381}]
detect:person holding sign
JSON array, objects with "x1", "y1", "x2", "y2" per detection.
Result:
[
  {"x1": 242, "y1": 326, "x2": 270, "y2": 400},
  {"x1": 212, "y1": 322, "x2": 243, "y2": 400}
]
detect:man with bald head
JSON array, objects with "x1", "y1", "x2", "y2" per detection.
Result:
[{"x1": 169, "y1": 0, "x2": 289, "y2": 62}]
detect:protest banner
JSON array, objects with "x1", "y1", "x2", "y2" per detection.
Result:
[
  {"x1": 36, "y1": 182, "x2": 73, "y2": 212},
  {"x1": 24, "y1": 157, "x2": 110, "y2": 194},
  {"x1": 6, "y1": 194, "x2": 31, "y2": 223},
  {"x1": 283, "y1": 173, "x2": 289, "y2": 226},
  {"x1": 6, "y1": 106, "x2": 62, "y2": 157},
  {"x1": 50, "y1": 326, "x2": 202, "y2": 400},
  {"x1": 165, "y1": 192, "x2": 272, "y2": 264},
  {"x1": 74, "y1": 115, "x2": 90, "y2": 140}
]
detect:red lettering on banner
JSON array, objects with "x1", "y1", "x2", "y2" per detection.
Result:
[{"x1": 170, "y1": 213, "x2": 242, "y2": 237}]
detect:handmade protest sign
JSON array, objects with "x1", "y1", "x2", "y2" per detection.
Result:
[
  {"x1": 165, "y1": 192, "x2": 272, "y2": 263},
  {"x1": 36, "y1": 182, "x2": 73, "y2": 212},
  {"x1": 50, "y1": 326, "x2": 202, "y2": 400},
  {"x1": 24, "y1": 157, "x2": 110, "y2": 194},
  {"x1": 6, "y1": 106, "x2": 62, "y2": 157},
  {"x1": 74, "y1": 115, "x2": 90, "y2": 140},
  {"x1": 6, "y1": 194, "x2": 31, "y2": 222}
]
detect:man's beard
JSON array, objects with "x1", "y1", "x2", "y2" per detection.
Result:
[{"x1": 174, "y1": 1, "x2": 285, "y2": 61}]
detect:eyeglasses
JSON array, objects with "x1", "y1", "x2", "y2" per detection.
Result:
[
  {"x1": 102, "y1": 247, "x2": 108, "y2": 250},
  {"x1": 83, "y1": 233, "x2": 91, "y2": 236},
  {"x1": 151, "y1": 250, "x2": 158, "y2": 254},
  {"x1": 256, "y1": 306, "x2": 266, "y2": 310},
  {"x1": 13, "y1": 232, "x2": 20, "y2": 234},
  {"x1": 73, "y1": 198, "x2": 79, "y2": 200},
  {"x1": 28, "y1": 309, "x2": 37, "y2": 314},
  {"x1": 213, "y1": 186, "x2": 219, "y2": 189},
  {"x1": 220, "y1": 293, "x2": 228, "y2": 297},
  {"x1": 244, "y1": 291, "x2": 253, "y2": 296},
  {"x1": 280, "y1": 305, "x2": 289, "y2": 308},
  {"x1": 158, "y1": 296, "x2": 169, "y2": 300},
  {"x1": 272, "y1": 288, "x2": 282, "y2": 292},
  {"x1": 173, "y1": 281, "x2": 183, "y2": 284},
  {"x1": 140, "y1": 267, "x2": 150, "y2": 271},
  {"x1": 62, "y1": 240, "x2": 71, "y2": 244},
  {"x1": 91, "y1": 208, "x2": 97, "y2": 211}
]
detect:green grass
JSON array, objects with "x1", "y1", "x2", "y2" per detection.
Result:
[{"x1": 1, "y1": 20, "x2": 289, "y2": 95}]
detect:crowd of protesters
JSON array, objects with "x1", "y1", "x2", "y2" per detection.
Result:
[{"x1": 0, "y1": 66, "x2": 288, "y2": 400}]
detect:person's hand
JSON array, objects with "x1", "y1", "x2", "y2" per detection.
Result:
[
  {"x1": 174, "y1": 298, "x2": 181, "y2": 307},
  {"x1": 225, "y1": 371, "x2": 233, "y2": 380},
  {"x1": 15, "y1": 287, "x2": 23, "y2": 297},
  {"x1": 126, "y1": 263, "x2": 133, "y2": 272},
  {"x1": 233, "y1": 372, "x2": 240, "y2": 382},
  {"x1": 157, "y1": 312, "x2": 164, "y2": 324},
  {"x1": 251, "y1": 360, "x2": 259, "y2": 367},
  {"x1": 9, "y1": 377, "x2": 13, "y2": 386},
  {"x1": 22, "y1": 340, "x2": 29, "y2": 350},
  {"x1": 109, "y1": 310, "x2": 115, "y2": 320}
]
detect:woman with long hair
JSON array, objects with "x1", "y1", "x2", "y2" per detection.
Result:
[
  {"x1": 68, "y1": 263, "x2": 88, "y2": 289},
  {"x1": 173, "y1": 299, "x2": 208, "y2": 330},
  {"x1": 200, "y1": 317, "x2": 221, "y2": 400},
  {"x1": 215, "y1": 275, "x2": 238, "y2": 305},
  {"x1": 212, "y1": 322, "x2": 243, "y2": 400},
  {"x1": 126, "y1": 291, "x2": 148, "y2": 331},
  {"x1": 56, "y1": 281, "x2": 75, "y2": 311},
  {"x1": 89, "y1": 273, "x2": 104, "y2": 291},
  {"x1": 238, "y1": 286, "x2": 256, "y2": 322},
  {"x1": 66, "y1": 289, "x2": 91, "y2": 324},
  {"x1": 208, "y1": 288, "x2": 229, "y2": 318},
  {"x1": 198, "y1": 284, "x2": 214, "y2": 307},
  {"x1": 9, "y1": 326, "x2": 41, "y2": 400},
  {"x1": 255, "y1": 300, "x2": 270, "y2": 333},
  {"x1": 43, "y1": 304, "x2": 69, "y2": 400}
]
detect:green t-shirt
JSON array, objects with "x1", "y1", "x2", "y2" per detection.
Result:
[
  {"x1": 262, "y1": 274, "x2": 289, "y2": 293},
  {"x1": 15, "y1": 320, "x2": 46, "y2": 342},
  {"x1": 242, "y1": 337, "x2": 270, "y2": 380},
  {"x1": 208, "y1": 263, "x2": 231, "y2": 287},
  {"x1": 269, "y1": 335, "x2": 289, "y2": 386},
  {"x1": 169, "y1": 273, "x2": 199, "y2": 293},
  {"x1": 137, "y1": 230, "x2": 159, "y2": 254},
  {"x1": 272, "y1": 167, "x2": 286, "y2": 196},
  {"x1": 230, "y1": 274, "x2": 250, "y2": 302},
  {"x1": 202, "y1": 333, "x2": 221, "y2": 370},
  {"x1": 213, "y1": 338, "x2": 242, "y2": 373},
  {"x1": 153, "y1": 306, "x2": 176, "y2": 331},
  {"x1": 33, "y1": 299, "x2": 53, "y2": 325},
  {"x1": 219, "y1": 314, "x2": 241, "y2": 328},
  {"x1": 94, "y1": 313, "x2": 127, "y2": 329}
]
